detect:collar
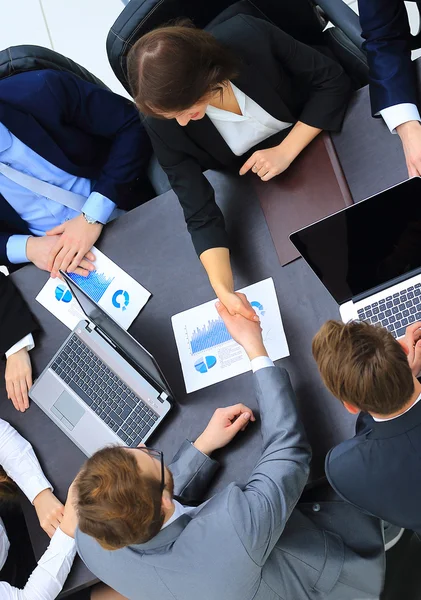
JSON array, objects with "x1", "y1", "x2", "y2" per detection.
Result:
[
  {"x1": 372, "y1": 392, "x2": 421, "y2": 422},
  {"x1": 365, "y1": 392, "x2": 421, "y2": 439},
  {"x1": 0, "y1": 122, "x2": 12, "y2": 153},
  {"x1": 130, "y1": 513, "x2": 192, "y2": 553},
  {"x1": 161, "y1": 499, "x2": 188, "y2": 530}
]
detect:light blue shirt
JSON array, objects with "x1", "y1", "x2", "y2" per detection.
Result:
[{"x1": 0, "y1": 122, "x2": 116, "y2": 263}]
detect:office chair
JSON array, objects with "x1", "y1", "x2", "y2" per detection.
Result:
[
  {"x1": 0, "y1": 44, "x2": 107, "y2": 88},
  {"x1": 106, "y1": 0, "x2": 369, "y2": 95}
]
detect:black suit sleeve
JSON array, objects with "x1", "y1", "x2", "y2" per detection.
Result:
[
  {"x1": 0, "y1": 274, "x2": 37, "y2": 357},
  {"x1": 358, "y1": 0, "x2": 418, "y2": 115},
  {"x1": 243, "y1": 16, "x2": 352, "y2": 131},
  {"x1": 145, "y1": 120, "x2": 229, "y2": 256}
]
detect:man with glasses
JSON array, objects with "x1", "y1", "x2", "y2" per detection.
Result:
[{"x1": 74, "y1": 297, "x2": 386, "y2": 600}]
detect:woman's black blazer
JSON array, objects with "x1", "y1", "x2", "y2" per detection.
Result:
[
  {"x1": 0, "y1": 273, "x2": 37, "y2": 357},
  {"x1": 145, "y1": 15, "x2": 352, "y2": 257}
]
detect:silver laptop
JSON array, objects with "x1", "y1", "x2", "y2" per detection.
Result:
[
  {"x1": 290, "y1": 177, "x2": 421, "y2": 338},
  {"x1": 30, "y1": 271, "x2": 173, "y2": 456}
]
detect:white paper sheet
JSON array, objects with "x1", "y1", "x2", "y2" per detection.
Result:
[
  {"x1": 36, "y1": 247, "x2": 150, "y2": 330},
  {"x1": 171, "y1": 278, "x2": 289, "y2": 393}
]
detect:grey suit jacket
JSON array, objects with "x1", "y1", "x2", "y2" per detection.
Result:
[{"x1": 76, "y1": 367, "x2": 385, "y2": 599}]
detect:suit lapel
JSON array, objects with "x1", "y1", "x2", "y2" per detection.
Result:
[{"x1": 184, "y1": 60, "x2": 295, "y2": 166}]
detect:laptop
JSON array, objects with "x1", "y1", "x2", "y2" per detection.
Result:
[
  {"x1": 30, "y1": 271, "x2": 173, "y2": 456},
  {"x1": 290, "y1": 177, "x2": 421, "y2": 339}
]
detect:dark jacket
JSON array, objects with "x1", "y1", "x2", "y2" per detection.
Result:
[
  {"x1": 0, "y1": 273, "x2": 37, "y2": 356},
  {"x1": 359, "y1": 0, "x2": 420, "y2": 115},
  {"x1": 146, "y1": 15, "x2": 352, "y2": 257},
  {"x1": 0, "y1": 69, "x2": 152, "y2": 265},
  {"x1": 326, "y1": 404, "x2": 421, "y2": 532}
]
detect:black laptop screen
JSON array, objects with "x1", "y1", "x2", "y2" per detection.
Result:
[{"x1": 290, "y1": 178, "x2": 421, "y2": 304}]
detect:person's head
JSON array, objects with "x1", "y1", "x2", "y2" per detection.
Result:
[
  {"x1": 0, "y1": 467, "x2": 18, "y2": 505},
  {"x1": 312, "y1": 320, "x2": 415, "y2": 416},
  {"x1": 127, "y1": 20, "x2": 239, "y2": 126},
  {"x1": 76, "y1": 446, "x2": 174, "y2": 550}
]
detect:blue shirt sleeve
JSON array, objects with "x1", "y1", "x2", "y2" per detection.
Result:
[
  {"x1": 6, "y1": 235, "x2": 31, "y2": 264},
  {"x1": 82, "y1": 192, "x2": 116, "y2": 224}
]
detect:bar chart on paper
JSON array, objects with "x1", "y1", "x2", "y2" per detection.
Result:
[
  {"x1": 67, "y1": 270, "x2": 114, "y2": 302},
  {"x1": 172, "y1": 278, "x2": 289, "y2": 392}
]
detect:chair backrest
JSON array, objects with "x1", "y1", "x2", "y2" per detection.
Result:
[
  {"x1": 107, "y1": 0, "x2": 325, "y2": 94},
  {"x1": 0, "y1": 45, "x2": 108, "y2": 89}
]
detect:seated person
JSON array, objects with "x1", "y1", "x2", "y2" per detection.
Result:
[
  {"x1": 312, "y1": 320, "x2": 421, "y2": 534},
  {"x1": 0, "y1": 273, "x2": 37, "y2": 412},
  {"x1": 0, "y1": 417, "x2": 77, "y2": 599},
  {"x1": 74, "y1": 299, "x2": 385, "y2": 600},
  {"x1": 0, "y1": 68, "x2": 152, "y2": 279},
  {"x1": 127, "y1": 15, "x2": 352, "y2": 320}
]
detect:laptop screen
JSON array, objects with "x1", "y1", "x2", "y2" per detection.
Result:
[
  {"x1": 61, "y1": 272, "x2": 172, "y2": 397},
  {"x1": 290, "y1": 178, "x2": 421, "y2": 304}
]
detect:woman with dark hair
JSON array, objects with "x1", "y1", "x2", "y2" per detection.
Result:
[{"x1": 128, "y1": 15, "x2": 351, "y2": 319}]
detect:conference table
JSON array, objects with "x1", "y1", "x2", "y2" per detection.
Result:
[{"x1": 0, "y1": 68, "x2": 411, "y2": 595}]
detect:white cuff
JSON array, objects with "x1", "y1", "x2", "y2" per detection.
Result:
[
  {"x1": 24, "y1": 474, "x2": 53, "y2": 505},
  {"x1": 5, "y1": 333, "x2": 35, "y2": 359},
  {"x1": 380, "y1": 103, "x2": 421, "y2": 133},
  {"x1": 251, "y1": 356, "x2": 275, "y2": 373},
  {"x1": 41, "y1": 527, "x2": 76, "y2": 557}
]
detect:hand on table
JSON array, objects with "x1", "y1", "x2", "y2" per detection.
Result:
[
  {"x1": 5, "y1": 347, "x2": 32, "y2": 412},
  {"x1": 239, "y1": 146, "x2": 292, "y2": 181},
  {"x1": 60, "y1": 480, "x2": 79, "y2": 539},
  {"x1": 26, "y1": 234, "x2": 96, "y2": 277},
  {"x1": 194, "y1": 404, "x2": 256, "y2": 456},
  {"x1": 33, "y1": 489, "x2": 65, "y2": 538},
  {"x1": 46, "y1": 214, "x2": 101, "y2": 278},
  {"x1": 399, "y1": 321, "x2": 421, "y2": 377},
  {"x1": 216, "y1": 298, "x2": 267, "y2": 360},
  {"x1": 217, "y1": 290, "x2": 259, "y2": 322},
  {"x1": 397, "y1": 121, "x2": 421, "y2": 177}
]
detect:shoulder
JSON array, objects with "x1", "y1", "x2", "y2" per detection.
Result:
[
  {"x1": 325, "y1": 436, "x2": 373, "y2": 497},
  {"x1": 209, "y1": 15, "x2": 271, "y2": 48}
]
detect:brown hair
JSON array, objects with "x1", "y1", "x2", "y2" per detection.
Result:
[
  {"x1": 312, "y1": 320, "x2": 414, "y2": 415},
  {"x1": 127, "y1": 20, "x2": 239, "y2": 116},
  {"x1": 0, "y1": 467, "x2": 18, "y2": 504},
  {"x1": 76, "y1": 446, "x2": 164, "y2": 550}
]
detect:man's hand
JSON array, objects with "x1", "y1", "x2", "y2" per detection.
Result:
[
  {"x1": 216, "y1": 298, "x2": 267, "y2": 360},
  {"x1": 396, "y1": 120, "x2": 421, "y2": 177},
  {"x1": 217, "y1": 290, "x2": 259, "y2": 322},
  {"x1": 26, "y1": 235, "x2": 95, "y2": 277},
  {"x1": 46, "y1": 214, "x2": 102, "y2": 278},
  {"x1": 194, "y1": 404, "x2": 256, "y2": 456},
  {"x1": 5, "y1": 347, "x2": 32, "y2": 412},
  {"x1": 60, "y1": 480, "x2": 79, "y2": 539},
  {"x1": 239, "y1": 146, "x2": 292, "y2": 181},
  {"x1": 33, "y1": 489, "x2": 65, "y2": 538},
  {"x1": 399, "y1": 321, "x2": 421, "y2": 377}
]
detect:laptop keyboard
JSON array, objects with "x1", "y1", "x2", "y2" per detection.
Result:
[
  {"x1": 50, "y1": 334, "x2": 159, "y2": 446},
  {"x1": 357, "y1": 283, "x2": 421, "y2": 338}
]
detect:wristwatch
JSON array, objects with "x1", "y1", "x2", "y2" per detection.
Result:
[{"x1": 82, "y1": 212, "x2": 98, "y2": 225}]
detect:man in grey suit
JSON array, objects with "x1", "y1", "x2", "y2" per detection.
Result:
[{"x1": 75, "y1": 296, "x2": 385, "y2": 600}]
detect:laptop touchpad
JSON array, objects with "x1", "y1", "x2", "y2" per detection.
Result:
[{"x1": 52, "y1": 391, "x2": 85, "y2": 430}]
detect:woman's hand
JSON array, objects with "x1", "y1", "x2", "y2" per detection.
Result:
[
  {"x1": 33, "y1": 489, "x2": 65, "y2": 538},
  {"x1": 5, "y1": 347, "x2": 32, "y2": 412},
  {"x1": 239, "y1": 146, "x2": 293, "y2": 181},
  {"x1": 218, "y1": 290, "x2": 259, "y2": 322}
]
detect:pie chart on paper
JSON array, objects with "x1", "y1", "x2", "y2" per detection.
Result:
[{"x1": 194, "y1": 356, "x2": 217, "y2": 374}]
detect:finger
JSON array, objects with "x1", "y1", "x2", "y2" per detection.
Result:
[
  {"x1": 413, "y1": 339, "x2": 421, "y2": 375},
  {"x1": 261, "y1": 170, "x2": 276, "y2": 182},
  {"x1": 239, "y1": 155, "x2": 256, "y2": 176},
  {"x1": 79, "y1": 258, "x2": 95, "y2": 273},
  {"x1": 226, "y1": 403, "x2": 256, "y2": 422},
  {"x1": 46, "y1": 224, "x2": 65, "y2": 236},
  {"x1": 14, "y1": 379, "x2": 25, "y2": 412},
  {"x1": 215, "y1": 300, "x2": 229, "y2": 318},
  {"x1": 50, "y1": 516, "x2": 61, "y2": 530},
  {"x1": 257, "y1": 164, "x2": 270, "y2": 178},
  {"x1": 47, "y1": 240, "x2": 65, "y2": 273},
  {"x1": 26, "y1": 370, "x2": 33, "y2": 392},
  {"x1": 44, "y1": 523, "x2": 56, "y2": 538},
  {"x1": 229, "y1": 411, "x2": 251, "y2": 434},
  {"x1": 73, "y1": 266, "x2": 90, "y2": 277},
  {"x1": 237, "y1": 302, "x2": 259, "y2": 322},
  {"x1": 84, "y1": 250, "x2": 96, "y2": 262},
  {"x1": 58, "y1": 248, "x2": 78, "y2": 275},
  {"x1": 67, "y1": 250, "x2": 86, "y2": 274},
  {"x1": 20, "y1": 377, "x2": 29, "y2": 411},
  {"x1": 6, "y1": 381, "x2": 19, "y2": 411}
]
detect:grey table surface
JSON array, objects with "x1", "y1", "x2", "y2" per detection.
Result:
[{"x1": 0, "y1": 170, "x2": 358, "y2": 594}]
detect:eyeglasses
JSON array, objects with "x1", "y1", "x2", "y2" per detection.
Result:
[{"x1": 132, "y1": 447, "x2": 165, "y2": 494}]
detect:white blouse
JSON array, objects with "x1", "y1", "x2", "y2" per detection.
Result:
[
  {"x1": 0, "y1": 418, "x2": 76, "y2": 600},
  {"x1": 205, "y1": 82, "x2": 292, "y2": 156}
]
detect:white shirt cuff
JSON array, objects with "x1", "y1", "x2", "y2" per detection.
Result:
[
  {"x1": 380, "y1": 103, "x2": 421, "y2": 133},
  {"x1": 251, "y1": 356, "x2": 275, "y2": 373},
  {"x1": 5, "y1": 333, "x2": 35, "y2": 359}
]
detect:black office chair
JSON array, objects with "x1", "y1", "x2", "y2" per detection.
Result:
[
  {"x1": 0, "y1": 44, "x2": 107, "y2": 88},
  {"x1": 106, "y1": 0, "x2": 369, "y2": 95}
]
